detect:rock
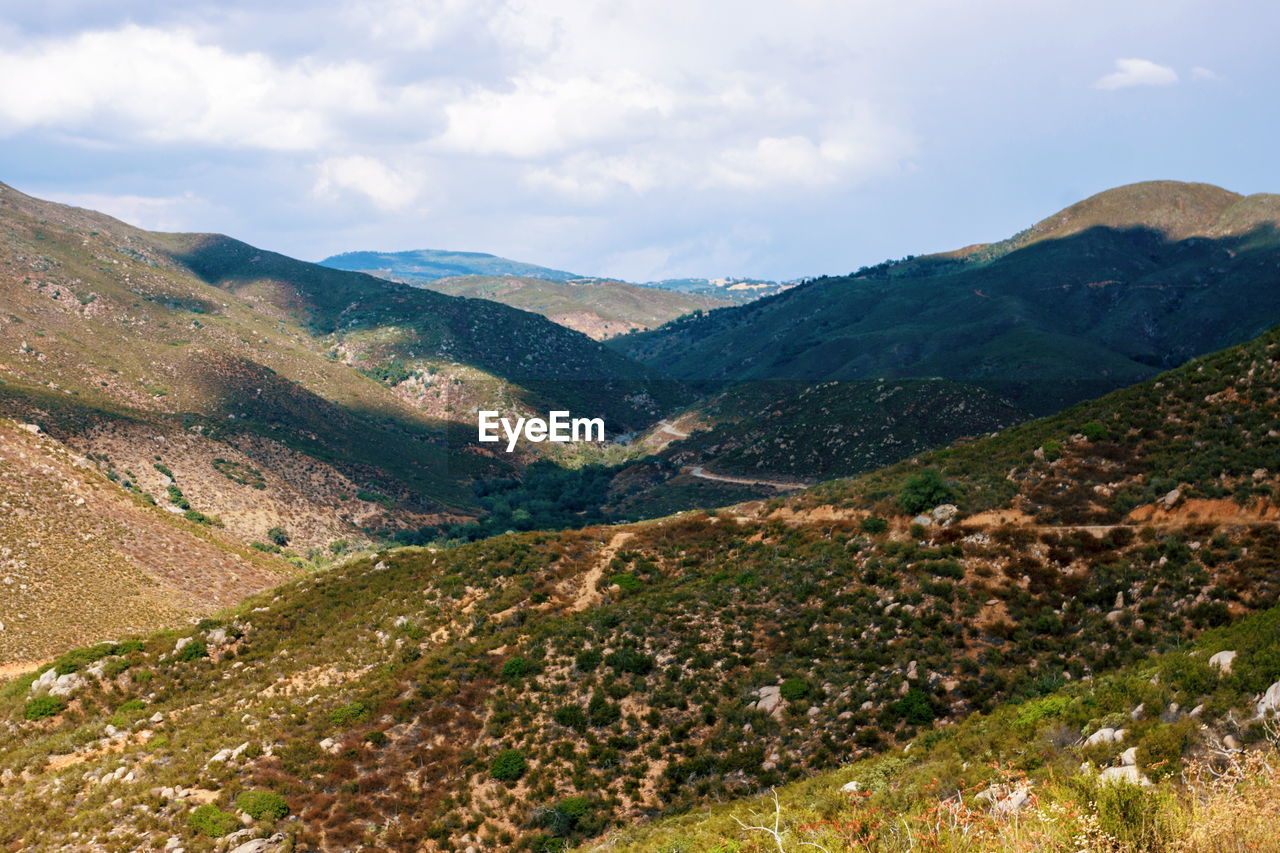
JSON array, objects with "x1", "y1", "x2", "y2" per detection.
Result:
[
  {"x1": 906, "y1": 660, "x2": 919, "y2": 680},
  {"x1": 150, "y1": 711, "x2": 165, "y2": 724},
  {"x1": 975, "y1": 783, "x2": 1033, "y2": 817},
  {"x1": 1084, "y1": 727, "x2": 1124, "y2": 746},
  {"x1": 1162, "y1": 488, "x2": 1182, "y2": 510},
  {"x1": 49, "y1": 672, "x2": 84, "y2": 697},
  {"x1": 1105, "y1": 610, "x2": 1124, "y2": 624},
  {"x1": 1161, "y1": 703, "x2": 1182, "y2": 723},
  {"x1": 1120, "y1": 747, "x2": 1138, "y2": 766},
  {"x1": 1130, "y1": 704, "x2": 1146, "y2": 721},
  {"x1": 1256, "y1": 681, "x2": 1280, "y2": 717},
  {"x1": 931, "y1": 504, "x2": 959, "y2": 525},
  {"x1": 206, "y1": 627, "x2": 229, "y2": 646},
  {"x1": 30, "y1": 668, "x2": 57, "y2": 693},
  {"x1": 1101, "y1": 765, "x2": 1151, "y2": 786},
  {"x1": 1209, "y1": 650, "x2": 1237, "y2": 675},
  {"x1": 840, "y1": 780, "x2": 860, "y2": 793},
  {"x1": 1189, "y1": 704, "x2": 1205, "y2": 718},
  {"x1": 174, "y1": 637, "x2": 192, "y2": 654},
  {"x1": 1224, "y1": 735, "x2": 1240, "y2": 750},
  {"x1": 749, "y1": 685, "x2": 785, "y2": 719},
  {"x1": 911, "y1": 515, "x2": 932, "y2": 528}
]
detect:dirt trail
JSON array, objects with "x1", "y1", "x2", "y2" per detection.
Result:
[
  {"x1": 0, "y1": 660, "x2": 47, "y2": 681},
  {"x1": 656, "y1": 420, "x2": 690, "y2": 439},
  {"x1": 686, "y1": 466, "x2": 808, "y2": 491},
  {"x1": 572, "y1": 531, "x2": 635, "y2": 612}
]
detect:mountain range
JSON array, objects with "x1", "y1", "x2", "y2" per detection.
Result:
[{"x1": 2, "y1": 177, "x2": 1280, "y2": 851}]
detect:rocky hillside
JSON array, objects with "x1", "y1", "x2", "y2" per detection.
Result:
[
  {"x1": 0, "y1": 183, "x2": 681, "y2": 553},
  {"x1": 401, "y1": 275, "x2": 728, "y2": 340},
  {"x1": 2, "y1": 325, "x2": 1278, "y2": 851},
  {"x1": 613, "y1": 181, "x2": 1280, "y2": 414},
  {"x1": 0, "y1": 418, "x2": 292, "y2": 665}
]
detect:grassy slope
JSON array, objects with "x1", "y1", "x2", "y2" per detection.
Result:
[
  {"x1": 1, "y1": 327, "x2": 1279, "y2": 850},
  {"x1": 594, "y1": 602, "x2": 1280, "y2": 852},
  {"x1": 413, "y1": 274, "x2": 729, "y2": 340},
  {"x1": 613, "y1": 181, "x2": 1280, "y2": 414},
  {"x1": 0, "y1": 418, "x2": 293, "y2": 663}
]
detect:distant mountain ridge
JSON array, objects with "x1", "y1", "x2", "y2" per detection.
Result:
[
  {"x1": 612, "y1": 180, "x2": 1280, "y2": 414},
  {"x1": 318, "y1": 248, "x2": 798, "y2": 303}
]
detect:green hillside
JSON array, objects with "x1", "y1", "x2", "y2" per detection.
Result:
[
  {"x1": 413, "y1": 274, "x2": 729, "y2": 340},
  {"x1": 320, "y1": 249, "x2": 583, "y2": 282},
  {"x1": 614, "y1": 181, "x2": 1280, "y2": 414},
  {"x1": 2, "y1": 324, "x2": 1278, "y2": 851}
]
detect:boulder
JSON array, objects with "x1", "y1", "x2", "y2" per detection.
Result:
[
  {"x1": 840, "y1": 780, "x2": 860, "y2": 793},
  {"x1": 931, "y1": 504, "x2": 959, "y2": 525},
  {"x1": 1100, "y1": 765, "x2": 1150, "y2": 786},
  {"x1": 1084, "y1": 727, "x2": 1125, "y2": 746},
  {"x1": 1120, "y1": 747, "x2": 1138, "y2": 766},
  {"x1": 1256, "y1": 681, "x2": 1280, "y2": 718},
  {"x1": 975, "y1": 783, "x2": 1033, "y2": 817},
  {"x1": 911, "y1": 515, "x2": 932, "y2": 528},
  {"x1": 749, "y1": 685, "x2": 785, "y2": 719},
  {"x1": 49, "y1": 673, "x2": 85, "y2": 698},
  {"x1": 1209, "y1": 650, "x2": 1237, "y2": 675},
  {"x1": 1162, "y1": 488, "x2": 1182, "y2": 510}
]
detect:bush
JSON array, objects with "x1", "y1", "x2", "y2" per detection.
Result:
[
  {"x1": 490, "y1": 748, "x2": 527, "y2": 782},
  {"x1": 501, "y1": 657, "x2": 535, "y2": 682},
  {"x1": 892, "y1": 689, "x2": 936, "y2": 726},
  {"x1": 605, "y1": 647, "x2": 654, "y2": 676},
  {"x1": 1094, "y1": 778, "x2": 1170, "y2": 849},
  {"x1": 575, "y1": 649, "x2": 601, "y2": 672},
  {"x1": 779, "y1": 678, "x2": 810, "y2": 701},
  {"x1": 330, "y1": 701, "x2": 369, "y2": 727},
  {"x1": 1080, "y1": 421, "x2": 1109, "y2": 442},
  {"x1": 178, "y1": 640, "x2": 208, "y2": 662},
  {"x1": 188, "y1": 804, "x2": 239, "y2": 837},
  {"x1": 23, "y1": 695, "x2": 66, "y2": 721},
  {"x1": 267, "y1": 526, "x2": 290, "y2": 547},
  {"x1": 553, "y1": 705, "x2": 588, "y2": 731},
  {"x1": 860, "y1": 516, "x2": 889, "y2": 534},
  {"x1": 364, "y1": 730, "x2": 387, "y2": 746},
  {"x1": 235, "y1": 790, "x2": 289, "y2": 821},
  {"x1": 899, "y1": 469, "x2": 955, "y2": 514},
  {"x1": 1137, "y1": 720, "x2": 1195, "y2": 782}
]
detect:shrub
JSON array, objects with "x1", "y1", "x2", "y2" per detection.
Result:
[
  {"x1": 330, "y1": 701, "x2": 369, "y2": 727},
  {"x1": 363, "y1": 730, "x2": 387, "y2": 746},
  {"x1": 609, "y1": 573, "x2": 643, "y2": 593},
  {"x1": 490, "y1": 748, "x2": 527, "y2": 782},
  {"x1": 553, "y1": 705, "x2": 588, "y2": 731},
  {"x1": 1137, "y1": 720, "x2": 1195, "y2": 781},
  {"x1": 779, "y1": 678, "x2": 810, "y2": 701},
  {"x1": 899, "y1": 469, "x2": 955, "y2": 514},
  {"x1": 235, "y1": 790, "x2": 289, "y2": 821},
  {"x1": 892, "y1": 689, "x2": 936, "y2": 726},
  {"x1": 188, "y1": 804, "x2": 239, "y2": 837},
  {"x1": 501, "y1": 657, "x2": 535, "y2": 682},
  {"x1": 1080, "y1": 421, "x2": 1109, "y2": 442},
  {"x1": 178, "y1": 640, "x2": 208, "y2": 662},
  {"x1": 605, "y1": 647, "x2": 654, "y2": 676},
  {"x1": 1094, "y1": 778, "x2": 1170, "y2": 849},
  {"x1": 23, "y1": 695, "x2": 66, "y2": 721},
  {"x1": 860, "y1": 516, "x2": 889, "y2": 534},
  {"x1": 575, "y1": 649, "x2": 601, "y2": 672},
  {"x1": 267, "y1": 526, "x2": 290, "y2": 547}
]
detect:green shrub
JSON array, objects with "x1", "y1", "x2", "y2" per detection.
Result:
[
  {"x1": 490, "y1": 748, "x2": 527, "y2": 782},
  {"x1": 235, "y1": 790, "x2": 289, "y2": 820},
  {"x1": 267, "y1": 526, "x2": 290, "y2": 547},
  {"x1": 898, "y1": 469, "x2": 955, "y2": 514},
  {"x1": 1080, "y1": 421, "x2": 1109, "y2": 442},
  {"x1": 609, "y1": 573, "x2": 643, "y2": 593},
  {"x1": 574, "y1": 649, "x2": 601, "y2": 672},
  {"x1": 501, "y1": 657, "x2": 536, "y2": 682},
  {"x1": 1137, "y1": 720, "x2": 1195, "y2": 781},
  {"x1": 860, "y1": 516, "x2": 888, "y2": 534},
  {"x1": 892, "y1": 689, "x2": 936, "y2": 725},
  {"x1": 188, "y1": 804, "x2": 239, "y2": 837},
  {"x1": 779, "y1": 678, "x2": 810, "y2": 701},
  {"x1": 553, "y1": 705, "x2": 588, "y2": 731},
  {"x1": 330, "y1": 701, "x2": 369, "y2": 727},
  {"x1": 178, "y1": 640, "x2": 208, "y2": 662},
  {"x1": 605, "y1": 646, "x2": 653, "y2": 675},
  {"x1": 363, "y1": 730, "x2": 387, "y2": 746},
  {"x1": 1042, "y1": 439, "x2": 1062, "y2": 461},
  {"x1": 23, "y1": 695, "x2": 66, "y2": 721},
  {"x1": 1093, "y1": 778, "x2": 1170, "y2": 849}
]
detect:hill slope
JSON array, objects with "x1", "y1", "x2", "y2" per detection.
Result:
[
  {"x1": 409, "y1": 274, "x2": 729, "y2": 339},
  {"x1": 0, "y1": 418, "x2": 292, "y2": 664},
  {"x1": 614, "y1": 181, "x2": 1280, "y2": 414},
  {"x1": 0, "y1": 182, "x2": 681, "y2": 554},
  {"x1": 2, "y1": 324, "x2": 1278, "y2": 851}
]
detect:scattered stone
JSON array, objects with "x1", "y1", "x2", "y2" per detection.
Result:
[
  {"x1": 1209, "y1": 650, "x2": 1237, "y2": 675},
  {"x1": 1100, "y1": 765, "x2": 1151, "y2": 786}
]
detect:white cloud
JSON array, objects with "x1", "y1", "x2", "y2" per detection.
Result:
[
  {"x1": 1094, "y1": 58, "x2": 1178, "y2": 90},
  {"x1": 437, "y1": 72, "x2": 678, "y2": 158},
  {"x1": 0, "y1": 25, "x2": 427, "y2": 149},
  {"x1": 40, "y1": 190, "x2": 207, "y2": 232},
  {"x1": 312, "y1": 155, "x2": 421, "y2": 210},
  {"x1": 1191, "y1": 66, "x2": 1222, "y2": 81}
]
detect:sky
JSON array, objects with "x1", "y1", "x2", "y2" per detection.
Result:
[{"x1": 1, "y1": 0, "x2": 1277, "y2": 282}]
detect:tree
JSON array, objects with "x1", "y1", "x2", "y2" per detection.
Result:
[
  {"x1": 267, "y1": 526, "x2": 290, "y2": 547},
  {"x1": 898, "y1": 469, "x2": 956, "y2": 514}
]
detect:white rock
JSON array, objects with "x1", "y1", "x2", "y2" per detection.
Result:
[
  {"x1": 1209, "y1": 650, "x2": 1237, "y2": 675},
  {"x1": 49, "y1": 672, "x2": 85, "y2": 697},
  {"x1": 1120, "y1": 747, "x2": 1138, "y2": 766},
  {"x1": 1100, "y1": 765, "x2": 1151, "y2": 786},
  {"x1": 841, "y1": 780, "x2": 860, "y2": 793},
  {"x1": 1256, "y1": 681, "x2": 1280, "y2": 717},
  {"x1": 1084, "y1": 727, "x2": 1124, "y2": 746}
]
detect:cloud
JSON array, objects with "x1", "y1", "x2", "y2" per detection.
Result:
[
  {"x1": 437, "y1": 72, "x2": 678, "y2": 159},
  {"x1": 1094, "y1": 58, "x2": 1178, "y2": 90},
  {"x1": 0, "y1": 25, "x2": 427, "y2": 149},
  {"x1": 39, "y1": 190, "x2": 207, "y2": 232},
  {"x1": 312, "y1": 155, "x2": 421, "y2": 210},
  {"x1": 1190, "y1": 66, "x2": 1222, "y2": 81}
]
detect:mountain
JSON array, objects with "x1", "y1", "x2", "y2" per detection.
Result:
[
  {"x1": 318, "y1": 249, "x2": 797, "y2": 307},
  {"x1": 321, "y1": 249, "x2": 584, "y2": 283},
  {"x1": 612, "y1": 181, "x2": 1280, "y2": 414},
  {"x1": 0, "y1": 182, "x2": 681, "y2": 558},
  {"x1": 3, "y1": 321, "x2": 1277, "y2": 851},
  {"x1": 0, "y1": 417, "x2": 292, "y2": 665},
  {"x1": 405, "y1": 274, "x2": 730, "y2": 340}
]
